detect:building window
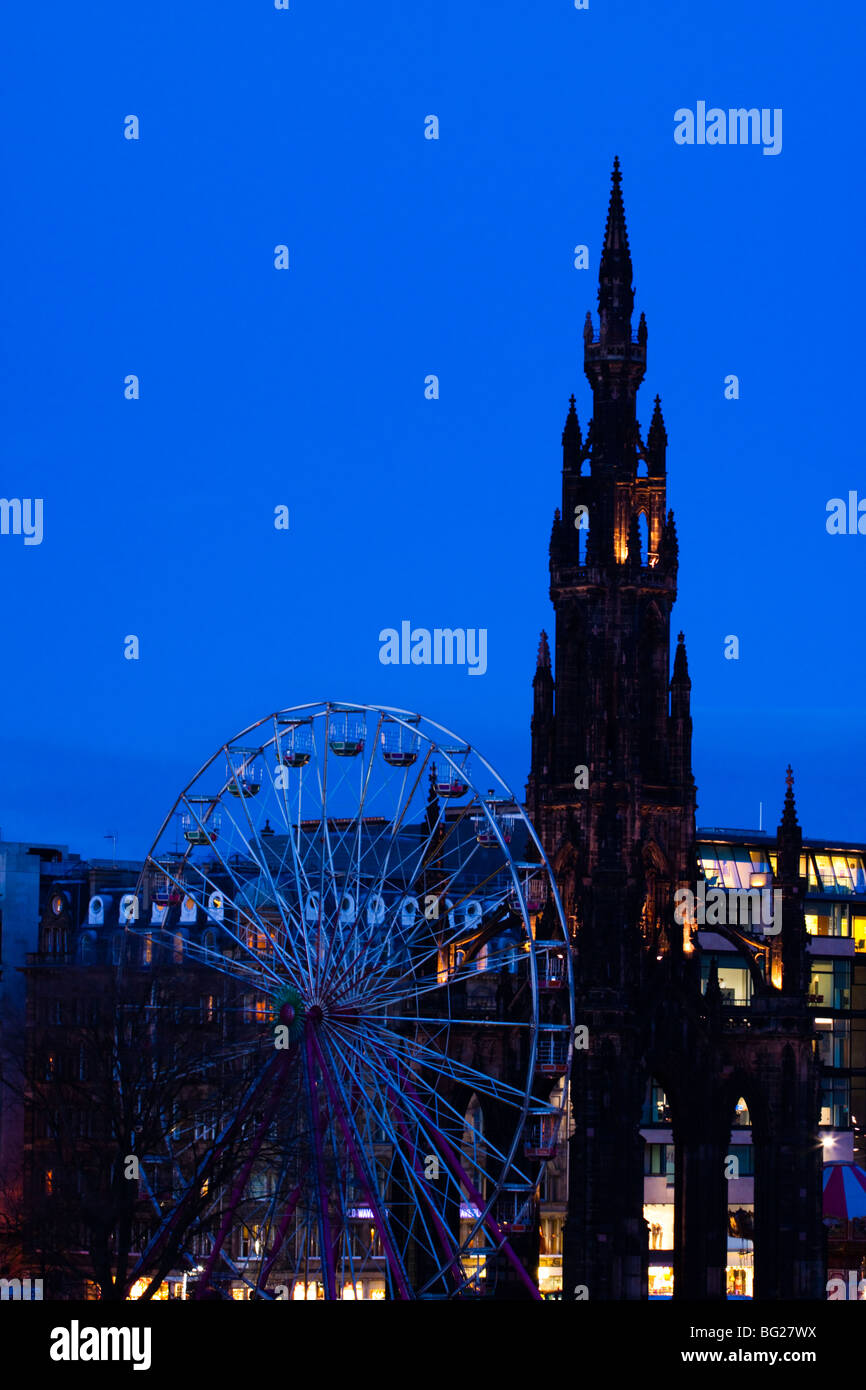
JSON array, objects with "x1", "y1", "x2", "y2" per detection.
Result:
[
  {"x1": 815, "y1": 1019, "x2": 850, "y2": 1068},
  {"x1": 641, "y1": 1080, "x2": 671, "y2": 1125},
  {"x1": 820, "y1": 1078, "x2": 850, "y2": 1128},
  {"x1": 726, "y1": 1144, "x2": 754, "y2": 1177},
  {"x1": 701, "y1": 958, "x2": 752, "y2": 1006},
  {"x1": 805, "y1": 905, "x2": 850, "y2": 938},
  {"x1": 644, "y1": 1143, "x2": 675, "y2": 1183},
  {"x1": 809, "y1": 959, "x2": 851, "y2": 1010}
]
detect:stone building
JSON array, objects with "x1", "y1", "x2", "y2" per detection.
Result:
[{"x1": 527, "y1": 160, "x2": 826, "y2": 1300}]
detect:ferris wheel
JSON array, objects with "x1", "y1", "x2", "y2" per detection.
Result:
[{"x1": 125, "y1": 702, "x2": 574, "y2": 1300}]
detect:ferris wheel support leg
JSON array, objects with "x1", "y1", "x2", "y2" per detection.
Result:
[
  {"x1": 303, "y1": 1028, "x2": 339, "y2": 1301},
  {"x1": 253, "y1": 1179, "x2": 305, "y2": 1297},
  {"x1": 128, "y1": 1052, "x2": 286, "y2": 1298},
  {"x1": 394, "y1": 1060, "x2": 542, "y2": 1302},
  {"x1": 195, "y1": 1054, "x2": 292, "y2": 1299},
  {"x1": 311, "y1": 1030, "x2": 413, "y2": 1301}
]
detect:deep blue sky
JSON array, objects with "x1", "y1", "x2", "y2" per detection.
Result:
[{"x1": 2, "y1": 1, "x2": 863, "y2": 859}]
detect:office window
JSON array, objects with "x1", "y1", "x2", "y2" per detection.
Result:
[
  {"x1": 644, "y1": 1143, "x2": 675, "y2": 1183},
  {"x1": 815, "y1": 1019, "x2": 850, "y2": 1068},
  {"x1": 701, "y1": 959, "x2": 752, "y2": 1006},
  {"x1": 820, "y1": 1078, "x2": 850, "y2": 1128},
  {"x1": 805, "y1": 905, "x2": 850, "y2": 938},
  {"x1": 809, "y1": 959, "x2": 851, "y2": 1010},
  {"x1": 726, "y1": 1144, "x2": 754, "y2": 1176}
]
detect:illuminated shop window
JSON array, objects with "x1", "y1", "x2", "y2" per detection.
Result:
[
  {"x1": 726, "y1": 1266, "x2": 753, "y2": 1298},
  {"x1": 648, "y1": 1265, "x2": 673, "y2": 1297},
  {"x1": 644, "y1": 1203, "x2": 673, "y2": 1250}
]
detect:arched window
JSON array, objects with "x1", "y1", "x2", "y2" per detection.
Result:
[
  {"x1": 78, "y1": 932, "x2": 97, "y2": 965},
  {"x1": 638, "y1": 512, "x2": 649, "y2": 565}
]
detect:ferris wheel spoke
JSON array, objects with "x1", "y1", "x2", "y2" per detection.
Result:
[
  {"x1": 324, "y1": 1029, "x2": 510, "y2": 1287},
  {"x1": 147, "y1": 845, "x2": 289, "y2": 989},
  {"x1": 323, "y1": 1027, "x2": 468, "y2": 1271},
  {"x1": 381, "y1": 1079, "x2": 466, "y2": 1292},
  {"x1": 325, "y1": 1020, "x2": 521, "y2": 1194},
  {"x1": 128, "y1": 1050, "x2": 284, "y2": 1289},
  {"x1": 248, "y1": 1144, "x2": 305, "y2": 1297},
  {"x1": 361, "y1": 1022, "x2": 533, "y2": 1128},
  {"x1": 313, "y1": 790, "x2": 497, "y2": 1003},
  {"x1": 319, "y1": 721, "x2": 423, "y2": 930},
  {"x1": 396, "y1": 1068, "x2": 541, "y2": 1302},
  {"x1": 194, "y1": 1053, "x2": 292, "y2": 1298},
  {"x1": 312, "y1": 1028, "x2": 413, "y2": 1299},
  {"x1": 332, "y1": 861, "x2": 520, "y2": 1006},
  {"x1": 213, "y1": 748, "x2": 306, "y2": 982},
  {"x1": 313, "y1": 714, "x2": 392, "y2": 990},
  {"x1": 190, "y1": 844, "x2": 308, "y2": 991},
  {"x1": 301, "y1": 1026, "x2": 339, "y2": 1299}
]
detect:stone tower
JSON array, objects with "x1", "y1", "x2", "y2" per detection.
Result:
[{"x1": 527, "y1": 160, "x2": 824, "y2": 1300}]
